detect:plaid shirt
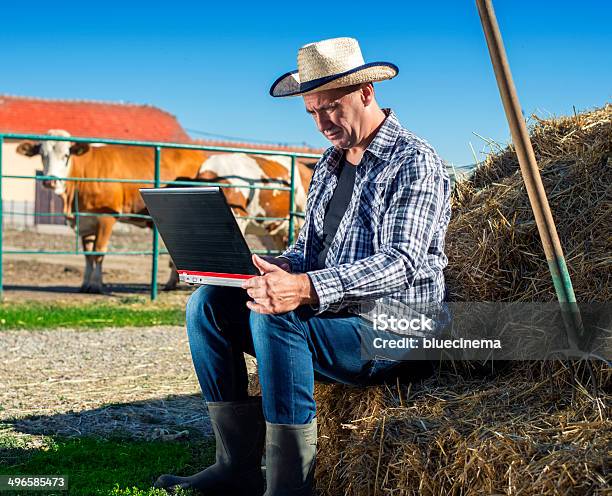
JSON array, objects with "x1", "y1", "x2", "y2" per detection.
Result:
[{"x1": 281, "y1": 109, "x2": 451, "y2": 314}]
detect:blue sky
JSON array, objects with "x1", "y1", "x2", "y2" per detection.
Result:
[{"x1": 2, "y1": 1, "x2": 610, "y2": 166}]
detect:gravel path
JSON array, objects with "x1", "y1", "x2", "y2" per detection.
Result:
[{"x1": 0, "y1": 326, "x2": 258, "y2": 441}]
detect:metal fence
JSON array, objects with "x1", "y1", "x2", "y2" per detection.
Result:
[
  {"x1": 0, "y1": 133, "x2": 320, "y2": 300},
  {"x1": 1, "y1": 200, "x2": 35, "y2": 228}
]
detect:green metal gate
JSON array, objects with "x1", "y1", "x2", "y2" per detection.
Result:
[{"x1": 0, "y1": 133, "x2": 320, "y2": 300}]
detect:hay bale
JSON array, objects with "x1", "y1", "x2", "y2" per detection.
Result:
[
  {"x1": 315, "y1": 362, "x2": 610, "y2": 495},
  {"x1": 447, "y1": 104, "x2": 611, "y2": 302},
  {"x1": 315, "y1": 104, "x2": 611, "y2": 495}
]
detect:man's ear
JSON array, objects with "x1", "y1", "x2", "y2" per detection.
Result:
[
  {"x1": 16, "y1": 141, "x2": 41, "y2": 156},
  {"x1": 70, "y1": 142, "x2": 90, "y2": 156},
  {"x1": 361, "y1": 83, "x2": 375, "y2": 106}
]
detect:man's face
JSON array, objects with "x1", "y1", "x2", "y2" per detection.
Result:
[{"x1": 303, "y1": 86, "x2": 364, "y2": 149}]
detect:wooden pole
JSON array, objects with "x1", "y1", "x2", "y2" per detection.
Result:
[{"x1": 475, "y1": 0, "x2": 584, "y2": 343}]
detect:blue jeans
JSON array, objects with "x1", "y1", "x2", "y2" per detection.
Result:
[{"x1": 185, "y1": 285, "x2": 431, "y2": 424}]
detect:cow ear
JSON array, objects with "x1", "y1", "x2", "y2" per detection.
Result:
[
  {"x1": 70, "y1": 142, "x2": 90, "y2": 156},
  {"x1": 16, "y1": 141, "x2": 41, "y2": 156}
]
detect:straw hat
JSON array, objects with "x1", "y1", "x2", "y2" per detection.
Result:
[{"x1": 270, "y1": 37, "x2": 398, "y2": 98}]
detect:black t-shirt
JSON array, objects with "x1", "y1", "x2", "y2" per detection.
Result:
[{"x1": 315, "y1": 156, "x2": 358, "y2": 270}]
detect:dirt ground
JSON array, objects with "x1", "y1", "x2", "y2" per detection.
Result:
[
  {"x1": 1, "y1": 226, "x2": 269, "y2": 304},
  {"x1": 0, "y1": 325, "x2": 259, "y2": 444}
]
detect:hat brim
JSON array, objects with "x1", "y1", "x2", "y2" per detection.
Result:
[{"x1": 269, "y1": 62, "x2": 399, "y2": 98}]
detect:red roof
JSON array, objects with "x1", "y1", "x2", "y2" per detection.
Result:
[{"x1": 0, "y1": 94, "x2": 191, "y2": 142}]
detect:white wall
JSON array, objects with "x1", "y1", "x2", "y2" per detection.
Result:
[{"x1": 1, "y1": 141, "x2": 40, "y2": 203}]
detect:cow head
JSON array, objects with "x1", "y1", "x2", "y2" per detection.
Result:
[{"x1": 16, "y1": 129, "x2": 90, "y2": 195}]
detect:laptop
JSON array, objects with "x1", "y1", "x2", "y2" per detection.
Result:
[{"x1": 139, "y1": 187, "x2": 258, "y2": 287}]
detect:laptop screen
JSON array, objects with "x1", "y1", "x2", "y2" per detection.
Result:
[{"x1": 140, "y1": 187, "x2": 258, "y2": 276}]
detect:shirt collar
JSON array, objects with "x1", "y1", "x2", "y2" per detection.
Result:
[
  {"x1": 323, "y1": 108, "x2": 400, "y2": 175},
  {"x1": 365, "y1": 108, "x2": 401, "y2": 161}
]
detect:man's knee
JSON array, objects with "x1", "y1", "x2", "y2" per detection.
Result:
[
  {"x1": 186, "y1": 285, "x2": 245, "y2": 329},
  {"x1": 186, "y1": 285, "x2": 217, "y2": 319}
]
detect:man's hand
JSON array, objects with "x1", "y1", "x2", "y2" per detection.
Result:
[{"x1": 242, "y1": 254, "x2": 318, "y2": 314}]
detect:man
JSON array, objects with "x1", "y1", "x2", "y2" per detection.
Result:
[{"x1": 155, "y1": 37, "x2": 451, "y2": 495}]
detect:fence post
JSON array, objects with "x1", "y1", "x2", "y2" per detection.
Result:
[
  {"x1": 288, "y1": 155, "x2": 296, "y2": 246},
  {"x1": 0, "y1": 136, "x2": 3, "y2": 300},
  {"x1": 150, "y1": 146, "x2": 161, "y2": 300},
  {"x1": 74, "y1": 186, "x2": 80, "y2": 253}
]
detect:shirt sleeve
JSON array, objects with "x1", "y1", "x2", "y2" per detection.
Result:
[
  {"x1": 279, "y1": 149, "x2": 334, "y2": 273},
  {"x1": 277, "y1": 184, "x2": 313, "y2": 274},
  {"x1": 277, "y1": 226, "x2": 306, "y2": 273},
  {"x1": 279, "y1": 170, "x2": 320, "y2": 272},
  {"x1": 307, "y1": 150, "x2": 447, "y2": 314}
]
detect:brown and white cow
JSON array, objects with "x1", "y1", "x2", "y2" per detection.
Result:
[
  {"x1": 17, "y1": 130, "x2": 314, "y2": 293},
  {"x1": 195, "y1": 152, "x2": 312, "y2": 243}
]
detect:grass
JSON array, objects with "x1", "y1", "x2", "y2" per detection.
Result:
[
  {"x1": 0, "y1": 429, "x2": 214, "y2": 496},
  {"x1": 0, "y1": 301, "x2": 185, "y2": 330}
]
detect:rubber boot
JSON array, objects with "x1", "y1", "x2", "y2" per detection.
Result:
[
  {"x1": 154, "y1": 398, "x2": 265, "y2": 495},
  {"x1": 264, "y1": 418, "x2": 317, "y2": 496}
]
